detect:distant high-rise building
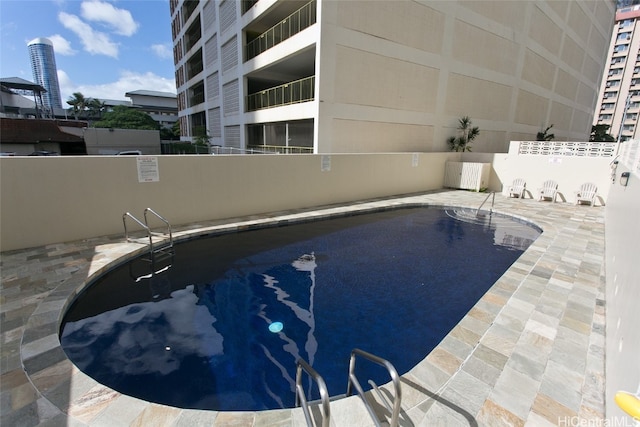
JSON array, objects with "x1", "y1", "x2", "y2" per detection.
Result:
[
  {"x1": 27, "y1": 37, "x2": 62, "y2": 110},
  {"x1": 594, "y1": 5, "x2": 640, "y2": 142}
]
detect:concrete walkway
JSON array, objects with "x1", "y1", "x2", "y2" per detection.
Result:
[{"x1": 0, "y1": 190, "x2": 606, "y2": 426}]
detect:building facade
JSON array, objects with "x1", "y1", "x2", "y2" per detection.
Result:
[
  {"x1": 125, "y1": 90, "x2": 179, "y2": 130},
  {"x1": 27, "y1": 38, "x2": 63, "y2": 110},
  {"x1": 594, "y1": 4, "x2": 640, "y2": 141},
  {"x1": 171, "y1": 0, "x2": 615, "y2": 154}
]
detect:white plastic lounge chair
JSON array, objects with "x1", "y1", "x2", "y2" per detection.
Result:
[
  {"x1": 575, "y1": 182, "x2": 597, "y2": 206},
  {"x1": 538, "y1": 180, "x2": 558, "y2": 202},
  {"x1": 508, "y1": 178, "x2": 526, "y2": 198}
]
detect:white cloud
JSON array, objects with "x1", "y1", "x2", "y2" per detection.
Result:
[
  {"x1": 80, "y1": 0, "x2": 139, "y2": 37},
  {"x1": 151, "y1": 43, "x2": 172, "y2": 60},
  {"x1": 48, "y1": 34, "x2": 76, "y2": 56},
  {"x1": 58, "y1": 12, "x2": 118, "y2": 58},
  {"x1": 59, "y1": 69, "x2": 176, "y2": 102}
]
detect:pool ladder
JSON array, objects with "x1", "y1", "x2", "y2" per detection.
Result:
[
  {"x1": 122, "y1": 208, "x2": 174, "y2": 259},
  {"x1": 295, "y1": 348, "x2": 402, "y2": 427},
  {"x1": 476, "y1": 191, "x2": 496, "y2": 217}
]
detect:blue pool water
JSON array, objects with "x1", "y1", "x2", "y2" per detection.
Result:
[{"x1": 60, "y1": 207, "x2": 540, "y2": 411}]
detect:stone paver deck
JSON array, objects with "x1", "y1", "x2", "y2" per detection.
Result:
[{"x1": 0, "y1": 190, "x2": 606, "y2": 426}]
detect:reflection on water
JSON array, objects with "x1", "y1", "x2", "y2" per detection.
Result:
[
  {"x1": 61, "y1": 285, "x2": 224, "y2": 376},
  {"x1": 445, "y1": 208, "x2": 540, "y2": 251},
  {"x1": 61, "y1": 252, "x2": 320, "y2": 410}
]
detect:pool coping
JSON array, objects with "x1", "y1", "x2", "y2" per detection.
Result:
[{"x1": 8, "y1": 190, "x2": 606, "y2": 426}]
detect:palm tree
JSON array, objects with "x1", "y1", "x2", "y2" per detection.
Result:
[
  {"x1": 87, "y1": 98, "x2": 107, "y2": 120},
  {"x1": 536, "y1": 124, "x2": 555, "y2": 141},
  {"x1": 590, "y1": 124, "x2": 615, "y2": 142},
  {"x1": 66, "y1": 92, "x2": 88, "y2": 119},
  {"x1": 447, "y1": 116, "x2": 480, "y2": 152}
]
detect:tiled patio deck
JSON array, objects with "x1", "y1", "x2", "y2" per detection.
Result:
[{"x1": 1, "y1": 190, "x2": 606, "y2": 426}]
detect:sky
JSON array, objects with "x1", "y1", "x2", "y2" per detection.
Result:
[{"x1": 0, "y1": 0, "x2": 176, "y2": 102}]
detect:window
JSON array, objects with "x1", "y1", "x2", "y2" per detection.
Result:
[
  {"x1": 614, "y1": 44, "x2": 629, "y2": 53},
  {"x1": 620, "y1": 19, "x2": 633, "y2": 28},
  {"x1": 617, "y1": 32, "x2": 632, "y2": 41}
]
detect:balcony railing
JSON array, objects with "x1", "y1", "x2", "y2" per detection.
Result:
[
  {"x1": 245, "y1": 0, "x2": 316, "y2": 61},
  {"x1": 246, "y1": 76, "x2": 314, "y2": 111},
  {"x1": 247, "y1": 144, "x2": 313, "y2": 154}
]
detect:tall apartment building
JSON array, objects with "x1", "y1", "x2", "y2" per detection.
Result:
[
  {"x1": 27, "y1": 38, "x2": 63, "y2": 110},
  {"x1": 171, "y1": 0, "x2": 614, "y2": 154},
  {"x1": 594, "y1": 5, "x2": 640, "y2": 141}
]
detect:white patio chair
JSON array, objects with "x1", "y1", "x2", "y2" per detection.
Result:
[
  {"x1": 508, "y1": 178, "x2": 526, "y2": 198},
  {"x1": 537, "y1": 180, "x2": 558, "y2": 202},
  {"x1": 575, "y1": 182, "x2": 597, "y2": 206}
]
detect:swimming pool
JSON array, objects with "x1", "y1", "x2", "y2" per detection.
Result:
[{"x1": 59, "y1": 207, "x2": 540, "y2": 411}]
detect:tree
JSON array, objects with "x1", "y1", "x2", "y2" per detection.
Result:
[
  {"x1": 93, "y1": 105, "x2": 160, "y2": 130},
  {"x1": 160, "y1": 121, "x2": 180, "y2": 141},
  {"x1": 87, "y1": 98, "x2": 107, "y2": 120},
  {"x1": 447, "y1": 116, "x2": 480, "y2": 152},
  {"x1": 536, "y1": 124, "x2": 555, "y2": 141},
  {"x1": 192, "y1": 127, "x2": 211, "y2": 154},
  {"x1": 590, "y1": 124, "x2": 615, "y2": 142},
  {"x1": 66, "y1": 92, "x2": 88, "y2": 119}
]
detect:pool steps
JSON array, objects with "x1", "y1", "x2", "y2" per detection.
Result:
[
  {"x1": 296, "y1": 348, "x2": 402, "y2": 427},
  {"x1": 122, "y1": 208, "x2": 174, "y2": 260}
]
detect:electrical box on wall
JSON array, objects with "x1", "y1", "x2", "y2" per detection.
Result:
[{"x1": 444, "y1": 162, "x2": 491, "y2": 191}]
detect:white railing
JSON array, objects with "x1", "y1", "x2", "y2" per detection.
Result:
[
  {"x1": 514, "y1": 141, "x2": 616, "y2": 157},
  {"x1": 210, "y1": 146, "x2": 277, "y2": 155},
  {"x1": 618, "y1": 139, "x2": 640, "y2": 176}
]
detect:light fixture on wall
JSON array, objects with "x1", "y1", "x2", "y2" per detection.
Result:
[{"x1": 620, "y1": 171, "x2": 630, "y2": 187}]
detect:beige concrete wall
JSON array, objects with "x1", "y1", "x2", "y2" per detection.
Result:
[
  {"x1": 0, "y1": 153, "x2": 460, "y2": 251},
  {"x1": 83, "y1": 128, "x2": 162, "y2": 155},
  {"x1": 1, "y1": 150, "x2": 618, "y2": 251},
  {"x1": 315, "y1": 0, "x2": 615, "y2": 153},
  {"x1": 462, "y1": 151, "x2": 613, "y2": 203},
  {"x1": 604, "y1": 154, "x2": 640, "y2": 420}
]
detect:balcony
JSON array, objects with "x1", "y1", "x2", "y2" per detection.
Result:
[
  {"x1": 245, "y1": 0, "x2": 316, "y2": 61},
  {"x1": 242, "y1": 0, "x2": 259, "y2": 15},
  {"x1": 184, "y1": 15, "x2": 202, "y2": 53},
  {"x1": 182, "y1": 0, "x2": 198, "y2": 25},
  {"x1": 186, "y1": 48, "x2": 203, "y2": 80},
  {"x1": 188, "y1": 81, "x2": 205, "y2": 107},
  {"x1": 246, "y1": 119, "x2": 314, "y2": 153},
  {"x1": 246, "y1": 76, "x2": 314, "y2": 111}
]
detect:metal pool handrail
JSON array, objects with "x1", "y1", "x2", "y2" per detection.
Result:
[
  {"x1": 476, "y1": 191, "x2": 496, "y2": 217},
  {"x1": 346, "y1": 348, "x2": 402, "y2": 427},
  {"x1": 122, "y1": 209, "x2": 174, "y2": 258},
  {"x1": 143, "y1": 207, "x2": 173, "y2": 249},
  {"x1": 122, "y1": 212, "x2": 152, "y2": 247},
  {"x1": 295, "y1": 359, "x2": 331, "y2": 427}
]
